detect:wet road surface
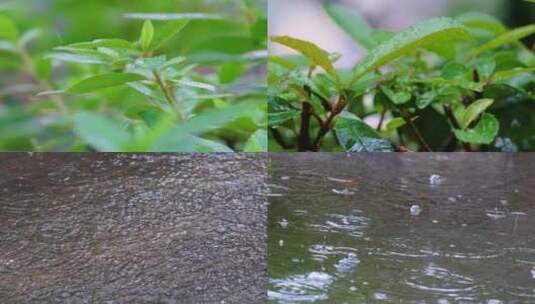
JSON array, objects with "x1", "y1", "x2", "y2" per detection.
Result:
[
  {"x1": 0, "y1": 154, "x2": 267, "y2": 304},
  {"x1": 269, "y1": 153, "x2": 535, "y2": 304}
]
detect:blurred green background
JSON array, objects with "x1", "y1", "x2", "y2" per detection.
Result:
[{"x1": 0, "y1": 0, "x2": 267, "y2": 151}]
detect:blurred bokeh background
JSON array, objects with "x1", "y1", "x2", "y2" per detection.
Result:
[{"x1": 269, "y1": 0, "x2": 534, "y2": 68}]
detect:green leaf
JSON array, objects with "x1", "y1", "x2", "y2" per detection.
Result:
[
  {"x1": 351, "y1": 17, "x2": 470, "y2": 85},
  {"x1": 323, "y1": 2, "x2": 376, "y2": 49},
  {"x1": 49, "y1": 53, "x2": 108, "y2": 65},
  {"x1": 140, "y1": 20, "x2": 154, "y2": 52},
  {"x1": 73, "y1": 112, "x2": 131, "y2": 151},
  {"x1": 151, "y1": 20, "x2": 189, "y2": 51},
  {"x1": 124, "y1": 13, "x2": 222, "y2": 21},
  {"x1": 454, "y1": 113, "x2": 499, "y2": 144},
  {"x1": 384, "y1": 117, "x2": 406, "y2": 132},
  {"x1": 67, "y1": 73, "x2": 145, "y2": 94},
  {"x1": 460, "y1": 98, "x2": 494, "y2": 129},
  {"x1": 244, "y1": 129, "x2": 267, "y2": 152},
  {"x1": 457, "y1": 12, "x2": 507, "y2": 35},
  {"x1": 334, "y1": 113, "x2": 394, "y2": 152},
  {"x1": 271, "y1": 35, "x2": 339, "y2": 83},
  {"x1": 268, "y1": 96, "x2": 300, "y2": 126},
  {"x1": 0, "y1": 14, "x2": 18, "y2": 41},
  {"x1": 35, "y1": 55, "x2": 53, "y2": 80},
  {"x1": 469, "y1": 24, "x2": 535, "y2": 58},
  {"x1": 68, "y1": 39, "x2": 137, "y2": 50}
]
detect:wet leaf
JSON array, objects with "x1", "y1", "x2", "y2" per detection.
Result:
[
  {"x1": 460, "y1": 98, "x2": 494, "y2": 129},
  {"x1": 271, "y1": 35, "x2": 339, "y2": 83},
  {"x1": 454, "y1": 113, "x2": 499, "y2": 144},
  {"x1": 469, "y1": 24, "x2": 535, "y2": 58},
  {"x1": 335, "y1": 113, "x2": 394, "y2": 152},
  {"x1": 352, "y1": 17, "x2": 471, "y2": 84},
  {"x1": 268, "y1": 96, "x2": 300, "y2": 126}
]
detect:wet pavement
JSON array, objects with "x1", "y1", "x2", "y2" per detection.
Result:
[
  {"x1": 269, "y1": 153, "x2": 535, "y2": 304},
  {"x1": 0, "y1": 154, "x2": 267, "y2": 304}
]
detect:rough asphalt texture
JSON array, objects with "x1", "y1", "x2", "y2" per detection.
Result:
[{"x1": 0, "y1": 154, "x2": 267, "y2": 304}]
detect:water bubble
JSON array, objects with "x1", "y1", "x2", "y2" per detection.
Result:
[
  {"x1": 374, "y1": 292, "x2": 388, "y2": 300},
  {"x1": 500, "y1": 199, "x2": 508, "y2": 206},
  {"x1": 429, "y1": 174, "x2": 445, "y2": 185},
  {"x1": 281, "y1": 176, "x2": 290, "y2": 181},
  {"x1": 279, "y1": 240, "x2": 284, "y2": 247},
  {"x1": 448, "y1": 197, "x2": 457, "y2": 202},
  {"x1": 279, "y1": 219, "x2": 289, "y2": 229},
  {"x1": 410, "y1": 205, "x2": 422, "y2": 216},
  {"x1": 531, "y1": 266, "x2": 535, "y2": 279},
  {"x1": 349, "y1": 286, "x2": 357, "y2": 291},
  {"x1": 487, "y1": 300, "x2": 503, "y2": 304}
]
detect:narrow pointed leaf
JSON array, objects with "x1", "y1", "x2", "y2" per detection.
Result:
[
  {"x1": 152, "y1": 20, "x2": 189, "y2": 51},
  {"x1": 67, "y1": 73, "x2": 145, "y2": 94},
  {"x1": 271, "y1": 35, "x2": 339, "y2": 82},
  {"x1": 352, "y1": 17, "x2": 470, "y2": 85},
  {"x1": 140, "y1": 20, "x2": 154, "y2": 51},
  {"x1": 460, "y1": 98, "x2": 494, "y2": 129},
  {"x1": 469, "y1": 24, "x2": 535, "y2": 57}
]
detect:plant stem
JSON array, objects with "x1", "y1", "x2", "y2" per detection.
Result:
[
  {"x1": 377, "y1": 110, "x2": 386, "y2": 131},
  {"x1": 298, "y1": 102, "x2": 312, "y2": 151},
  {"x1": 270, "y1": 127, "x2": 293, "y2": 150},
  {"x1": 401, "y1": 110, "x2": 432, "y2": 152},
  {"x1": 18, "y1": 46, "x2": 68, "y2": 115},
  {"x1": 153, "y1": 70, "x2": 182, "y2": 120},
  {"x1": 443, "y1": 103, "x2": 473, "y2": 152}
]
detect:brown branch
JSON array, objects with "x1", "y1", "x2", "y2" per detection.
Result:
[
  {"x1": 153, "y1": 70, "x2": 182, "y2": 120},
  {"x1": 400, "y1": 110, "x2": 432, "y2": 152},
  {"x1": 270, "y1": 128, "x2": 293, "y2": 149},
  {"x1": 377, "y1": 110, "x2": 386, "y2": 131},
  {"x1": 298, "y1": 102, "x2": 312, "y2": 151}
]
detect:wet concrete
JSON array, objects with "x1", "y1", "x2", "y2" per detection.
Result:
[{"x1": 0, "y1": 154, "x2": 267, "y2": 304}]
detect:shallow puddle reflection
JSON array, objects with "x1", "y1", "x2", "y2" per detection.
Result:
[{"x1": 269, "y1": 153, "x2": 535, "y2": 303}]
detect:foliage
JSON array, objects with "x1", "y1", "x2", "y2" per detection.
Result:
[
  {"x1": 269, "y1": 2, "x2": 535, "y2": 152},
  {"x1": 0, "y1": 0, "x2": 267, "y2": 152}
]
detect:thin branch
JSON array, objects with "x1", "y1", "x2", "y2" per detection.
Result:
[
  {"x1": 270, "y1": 128, "x2": 293, "y2": 149},
  {"x1": 377, "y1": 109, "x2": 386, "y2": 131},
  {"x1": 19, "y1": 46, "x2": 68, "y2": 115},
  {"x1": 153, "y1": 70, "x2": 183, "y2": 120},
  {"x1": 443, "y1": 103, "x2": 473, "y2": 152},
  {"x1": 401, "y1": 110, "x2": 432, "y2": 152},
  {"x1": 298, "y1": 102, "x2": 312, "y2": 151}
]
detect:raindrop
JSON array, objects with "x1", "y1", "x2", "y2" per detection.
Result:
[
  {"x1": 429, "y1": 174, "x2": 445, "y2": 185},
  {"x1": 279, "y1": 219, "x2": 289, "y2": 229},
  {"x1": 279, "y1": 240, "x2": 284, "y2": 247},
  {"x1": 410, "y1": 204, "x2": 422, "y2": 216},
  {"x1": 332, "y1": 188, "x2": 355, "y2": 196}
]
